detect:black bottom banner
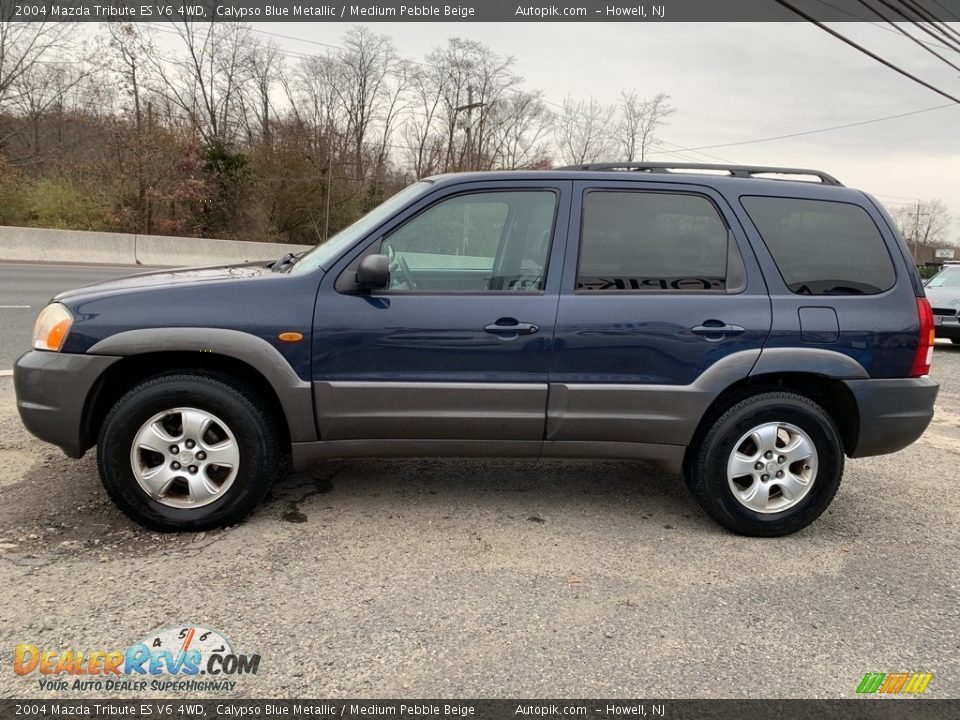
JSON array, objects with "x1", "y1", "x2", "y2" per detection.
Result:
[{"x1": 2, "y1": 699, "x2": 958, "y2": 720}]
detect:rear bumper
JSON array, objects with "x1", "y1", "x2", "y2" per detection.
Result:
[
  {"x1": 843, "y1": 376, "x2": 938, "y2": 458},
  {"x1": 13, "y1": 350, "x2": 120, "y2": 458}
]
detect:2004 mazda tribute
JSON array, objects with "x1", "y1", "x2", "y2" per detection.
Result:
[{"x1": 14, "y1": 163, "x2": 938, "y2": 536}]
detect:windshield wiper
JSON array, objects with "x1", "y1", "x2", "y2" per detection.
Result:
[{"x1": 270, "y1": 251, "x2": 305, "y2": 273}]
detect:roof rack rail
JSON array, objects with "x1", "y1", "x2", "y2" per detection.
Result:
[{"x1": 555, "y1": 162, "x2": 844, "y2": 186}]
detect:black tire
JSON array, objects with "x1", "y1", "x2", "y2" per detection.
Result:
[
  {"x1": 97, "y1": 373, "x2": 283, "y2": 532},
  {"x1": 686, "y1": 391, "x2": 843, "y2": 537}
]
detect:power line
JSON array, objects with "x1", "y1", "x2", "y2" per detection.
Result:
[
  {"x1": 874, "y1": 0, "x2": 960, "y2": 54},
  {"x1": 774, "y1": 0, "x2": 960, "y2": 104},
  {"x1": 654, "y1": 139, "x2": 737, "y2": 163},
  {"x1": 145, "y1": 20, "x2": 960, "y2": 166},
  {"x1": 929, "y1": 0, "x2": 960, "y2": 22},
  {"x1": 663, "y1": 102, "x2": 956, "y2": 152},
  {"x1": 893, "y1": 0, "x2": 960, "y2": 47},
  {"x1": 857, "y1": 0, "x2": 960, "y2": 72},
  {"x1": 814, "y1": 0, "x2": 959, "y2": 51}
]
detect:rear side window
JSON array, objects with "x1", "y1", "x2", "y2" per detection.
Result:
[
  {"x1": 741, "y1": 196, "x2": 895, "y2": 295},
  {"x1": 577, "y1": 191, "x2": 744, "y2": 292}
]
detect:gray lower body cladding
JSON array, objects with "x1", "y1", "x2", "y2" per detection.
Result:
[
  {"x1": 13, "y1": 343, "x2": 937, "y2": 471},
  {"x1": 843, "y1": 376, "x2": 938, "y2": 457},
  {"x1": 313, "y1": 381, "x2": 548, "y2": 441},
  {"x1": 14, "y1": 350, "x2": 121, "y2": 458}
]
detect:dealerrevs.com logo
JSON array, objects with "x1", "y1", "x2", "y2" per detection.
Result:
[{"x1": 14, "y1": 625, "x2": 260, "y2": 693}]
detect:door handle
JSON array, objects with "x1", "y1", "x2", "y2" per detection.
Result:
[
  {"x1": 691, "y1": 322, "x2": 746, "y2": 339},
  {"x1": 484, "y1": 319, "x2": 540, "y2": 335}
]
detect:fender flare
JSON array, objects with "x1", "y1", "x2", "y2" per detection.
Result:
[
  {"x1": 750, "y1": 347, "x2": 870, "y2": 379},
  {"x1": 88, "y1": 327, "x2": 316, "y2": 442}
]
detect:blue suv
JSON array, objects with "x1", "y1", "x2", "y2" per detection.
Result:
[{"x1": 14, "y1": 163, "x2": 938, "y2": 536}]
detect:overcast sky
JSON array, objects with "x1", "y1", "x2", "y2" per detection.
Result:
[{"x1": 239, "y1": 20, "x2": 959, "y2": 239}]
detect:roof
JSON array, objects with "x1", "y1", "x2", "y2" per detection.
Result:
[{"x1": 424, "y1": 165, "x2": 862, "y2": 201}]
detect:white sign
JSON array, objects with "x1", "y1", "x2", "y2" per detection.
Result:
[{"x1": 935, "y1": 248, "x2": 955, "y2": 259}]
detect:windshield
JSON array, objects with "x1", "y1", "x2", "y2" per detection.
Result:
[
  {"x1": 927, "y1": 266, "x2": 960, "y2": 289},
  {"x1": 290, "y1": 181, "x2": 433, "y2": 274}
]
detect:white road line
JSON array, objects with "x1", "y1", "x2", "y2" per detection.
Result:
[
  {"x1": 0, "y1": 305, "x2": 31, "y2": 309},
  {"x1": 0, "y1": 370, "x2": 12, "y2": 378}
]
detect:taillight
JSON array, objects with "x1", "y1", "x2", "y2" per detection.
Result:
[{"x1": 910, "y1": 297, "x2": 934, "y2": 377}]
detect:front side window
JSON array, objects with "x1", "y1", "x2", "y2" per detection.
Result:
[
  {"x1": 741, "y1": 196, "x2": 896, "y2": 295},
  {"x1": 577, "y1": 191, "x2": 739, "y2": 292},
  {"x1": 381, "y1": 190, "x2": 557, "y2": 293}
]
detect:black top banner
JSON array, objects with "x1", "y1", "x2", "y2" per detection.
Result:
[{"x1": 2, "y1": 0, "x2": 959, "y2": 22}]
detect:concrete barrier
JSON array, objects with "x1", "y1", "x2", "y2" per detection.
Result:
[
  {"x1": 0, "y1": 225, "x2": 312, "y2": 267},
  {"x1": 134, "y1": 234, "x2": 311, "y2": 267},
  {"x1": 0, "y1": 226, "x2": 138, "y2": 264}
]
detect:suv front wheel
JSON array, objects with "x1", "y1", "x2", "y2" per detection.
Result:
[
  {"x1": 97, "y1": 373, "x2": 282, "y2": 532},
  {"x1": 687, "y1": 391, "x2": 844, "y2": 537}
]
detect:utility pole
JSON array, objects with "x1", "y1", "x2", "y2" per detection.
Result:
[
  {"x1": 455, "y1": 85, "x2": 484, "y2": 172},
  {"x1": 323, "y1": 118, "x2": 334, "y2": 243},
  {"x1": 914, "y1": 201, "x2": 921, "y2": 263},
  {"x1": 912, "y1": 201, "x2": 930, "y2": 266}
]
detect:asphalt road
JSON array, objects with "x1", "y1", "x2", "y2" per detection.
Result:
[
  {"x1": 0, "y1": 262, "x2": 146, "y2": 369},
  {"x1": 0, "y1": 310, "x2": 958, "y2": 698}
]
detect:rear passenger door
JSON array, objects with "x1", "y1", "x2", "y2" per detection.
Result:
[{"x1": 547, "y1": 181, "x2": 772, "y2": 447}]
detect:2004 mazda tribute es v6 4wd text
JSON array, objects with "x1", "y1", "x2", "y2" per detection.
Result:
[{"x1": 14, "y1": 163, "x2": 938, "y2": 536}]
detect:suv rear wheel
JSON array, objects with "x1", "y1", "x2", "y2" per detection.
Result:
[
  {"x1": 97, "y1": 373, "x2": 282, "y2": 532},
  {"x1": 687, "y1": 391, "x2": 843, "y2": 537}
]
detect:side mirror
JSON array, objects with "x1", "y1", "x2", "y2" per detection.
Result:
[{"x1": 356, "y1": 254, "x2": 390, "y2": 291}]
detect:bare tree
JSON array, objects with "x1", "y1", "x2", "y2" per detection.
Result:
[
  {"x1": 239, "y1": 37, "x2": 284, "y2": 144},
  {"x1": 285, "y1": 54, "x2": 345, "y2": 150},
  {"x1": 892, "y1": 199, "x2": 954, "y2": 250},
  {"x1": 459, "y1": 40, "x2": 519, "y2": 171},
  {"x1": 0, "y1": 22, "x2": 686, "y2": 246},
  {"x1": 0, "y1": 16, "x2": 73, "y2": 109},
  {"x1": 333, "y1": 26, "x2": 398, "y2": 182},
  {"x1": 149, "y1": 22, "x2": 252, "y2": 143},
  {"x1": 107, "y1": 24, "x2": 154, "y2": 231},
  {"x1": 368, "y1": 58, "x2": 412, "y2": 201},
  {"x1": 554, "y1": 95, "x2": 615, "y2": 165},
  {"x1": 617, "y1": 91, "x2": 675, "y2": 162},
  {"x1": 486, "y1": 91, "x2": 553, "y2": 169},
  {"x1": 419, "y1": 37, "x2": 521, "y2": 173},
  {"x1": 0, "y1": 17, "x2": 87, "y2": 152},
  {"x1": 402, "y1": 63, "x2": 446, "y2": 177}
]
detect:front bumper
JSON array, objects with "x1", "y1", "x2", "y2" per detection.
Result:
[
  {"x1": 13, "y1": 350, "x2": 120, "y2": 458},
  {"x1": 933, "y1": 313, "x2": 960, "y2": 339},
  {"x1": 843, "y1": 376, "x2": 938, "y2": 458}
]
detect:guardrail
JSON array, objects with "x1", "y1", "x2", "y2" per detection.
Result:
[{"x1": 0, "y1": 226, "x2": 312, "y2": 267}]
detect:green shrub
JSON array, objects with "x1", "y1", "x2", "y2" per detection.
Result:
[{"x1": 18, "y1": 178, "x2": 107, "y2": 230}]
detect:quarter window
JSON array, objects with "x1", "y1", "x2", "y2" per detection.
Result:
[
  {"x1": 741, "y1": 196, "x2": 895, "y2": 295},
  {"x1": 577, "y1": 191, "x2": 740, "y2": 292},
  {"x1": 381, "y1": 190, "x2": 557, "y2": 293}
]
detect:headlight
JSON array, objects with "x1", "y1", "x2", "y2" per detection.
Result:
[{"x1": 32, "y1": 303, "x2": 73, "y2": 351}]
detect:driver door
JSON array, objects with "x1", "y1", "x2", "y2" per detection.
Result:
[{"x1": 310, "y1": 180, "x2": 571, "y2": 449}]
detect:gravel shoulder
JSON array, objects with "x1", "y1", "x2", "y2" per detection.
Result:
[{"x1": 1, "y1": 346, "x2": 959, "y2": 699}]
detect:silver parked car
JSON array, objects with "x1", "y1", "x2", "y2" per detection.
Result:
[{"x1": 925, "y1": 264, "x2": 960, "y2": 343}]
